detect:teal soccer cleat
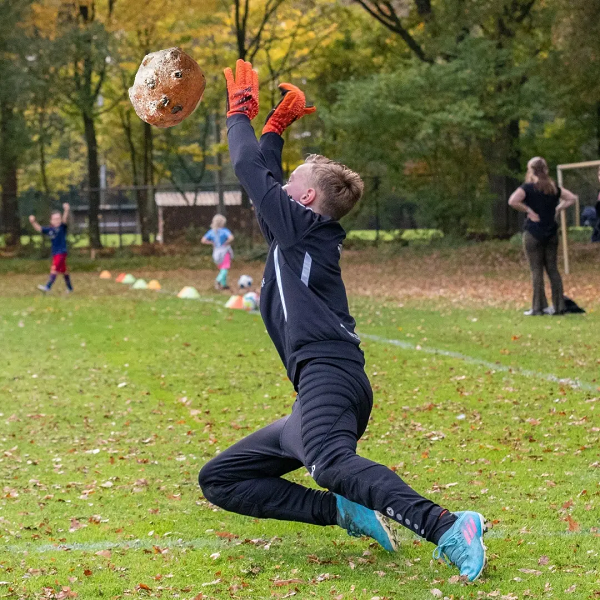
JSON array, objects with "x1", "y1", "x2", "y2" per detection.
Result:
[
  {"x1": 433, "y1": 511, "x2": 487, "y2": 581},
  {"x1": 335, "y1": 495, "x2": 398, "y2": 552}
]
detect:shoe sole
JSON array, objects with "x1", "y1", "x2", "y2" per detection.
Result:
[
  {"x1": 471, "y1": 513, "x2": 488, "y2": 582},
  {"x1": 374, "y1": 510, "x2": 400, "y2": 552}
]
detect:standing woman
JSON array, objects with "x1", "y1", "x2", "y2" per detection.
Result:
[{"x1": 508, "y1": 157, "x2": 578, "y2": 315}]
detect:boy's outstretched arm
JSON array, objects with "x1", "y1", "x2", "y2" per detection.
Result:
[
  {"x1": 29, "y1": 215, "x2": 42, "y2": 233},
  {"x1": 259, "y1": 132, "x2": 285, "y2": 187},
  {"x1": 224, "y1": 61, "x2": 317, "y2": 245},
  {"x1": 62, "y1": 203, "x2": 70, "y2": 225},
  {"x1": 260, "y1": 83, "x2": 316, "y2": 186}
]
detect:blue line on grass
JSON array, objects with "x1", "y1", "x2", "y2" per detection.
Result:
[{"x1": 361, "y1": 333, "x2": 598, "y2": 393}]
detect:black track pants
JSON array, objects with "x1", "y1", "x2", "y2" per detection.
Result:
[
  {"x1": 199, "y1": 358, "x2": 455, "y2": 544},
  {"x1": 523, "y1": 231, "x2": 565, "y2": 314}
]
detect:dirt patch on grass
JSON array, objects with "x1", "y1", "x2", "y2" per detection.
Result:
[
  {"x1": 342, "y1": 246, "x2": 600, "y2": 309},
  {"x1": 1, "y1": 243, "x2": 598, "y2": 309}
]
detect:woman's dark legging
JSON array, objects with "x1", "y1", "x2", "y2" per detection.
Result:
[{"x1": 523, "y1": 231, "x2": 565, "y2": 314}]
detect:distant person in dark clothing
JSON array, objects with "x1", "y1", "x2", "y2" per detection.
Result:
[
  {"x1": 593, "y1": 167, "x2": 600, "y2": 243},
  {"x1": 581, "y1": 205, "x2": 597, "y2": 227},
  {"x1": 508, "y1": 157, "x2": 577, "y2": 315}
]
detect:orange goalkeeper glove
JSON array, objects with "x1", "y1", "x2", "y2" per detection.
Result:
[
  {"x1": 224, "y1": 59, "x2": 259, "y2": 120},
  {"x1": 262, "y1": 83, "x2": 316, "y2": 136}
]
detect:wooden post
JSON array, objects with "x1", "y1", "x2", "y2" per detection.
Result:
[
  {"x1": 557, "y1": 167, "x2": 569, "y2": 275},
  {"x1": 157, "y1": 206, "x2": 164, "y2": 244},
  {"x1": 555, "y1": 159, "x2": 600, "y2": 273}
]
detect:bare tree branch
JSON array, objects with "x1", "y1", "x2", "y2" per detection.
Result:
[
  {"x1": 514, "y1": 0, "x2": 537, "y2": 24},
  {"x1": 353, "y1": 0, "x2": 432, "y2": 63},
  {"x1": 247, "y1": 0, "x2": 286, "y2": 62}
]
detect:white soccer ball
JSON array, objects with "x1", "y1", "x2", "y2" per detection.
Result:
[
  {"x1": 238, "y1": 274, "x2": 253, "y2": 289},
  {"x1": 242, "y1": 291, "x2": 259, "y2": 311}
]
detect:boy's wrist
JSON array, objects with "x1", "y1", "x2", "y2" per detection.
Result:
[{"x1": 226, "y1": 113, "x2": 251, "y2": 125}]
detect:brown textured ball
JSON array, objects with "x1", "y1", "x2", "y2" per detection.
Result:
[{"x1": 129, "y1": 47, "x2": 206, "y2": 128}]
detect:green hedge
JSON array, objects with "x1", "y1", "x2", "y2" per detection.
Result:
[
  {"x1": 510, "y1": 226, "x2": 594, "y2": 246},
  {"x1": 347, "y1": 229, "x2": 444, "y2": 244}
]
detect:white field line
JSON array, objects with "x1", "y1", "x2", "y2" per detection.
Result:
[
  {"x1": 360, "y1": 333, "x2": 598, "y2": 393},
  {"x1": 1, "y1": 537, "x2": 218, "y2": 555},
  {"x1": 1, "y1": 527, "x2": 596, "y2": 555},
  {"x1": 123, "y1": 283, "x2": 597, "y2": 391}
]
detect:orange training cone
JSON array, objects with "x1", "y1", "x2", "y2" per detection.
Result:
[
  {"x1": 225, "y1": 295, "x2": 245, "y2": 310},
  {"x1": 115, "y1": 273, "x2": 126, "y2": 283}
]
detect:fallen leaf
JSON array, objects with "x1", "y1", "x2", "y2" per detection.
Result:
[
  {"x1": 69, "y1": 518, "x2": 84, "y2": 532},
  {"x1": 215, "y1": 531, "x2": 238, "y2": 540},
  {"x1": 272, "y1": 579, "x2": 304, "y2": 587},
  {"x1": 566, "y1": 515, "x2": 580, "y2": 532},
  {"x1": 315, "y1": 573, "x2": 339, "y2": 582},
  {"x1": 56, "y1": 587, "x2": 78, "y2": 599},
  {"x1": 518, "y1": 568, "x2": 542, "y2": 575}
]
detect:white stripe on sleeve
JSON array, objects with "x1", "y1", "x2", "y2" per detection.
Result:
[
  {"x1": 274, "y1": 245, "x2": 288, "y2": 322},
  {"x1": 301, "y1": 252, "x2": 312, "y2": 287}
]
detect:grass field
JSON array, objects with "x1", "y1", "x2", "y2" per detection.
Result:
[{"x1": 1, "y1": 248, "x2": 599, "y2": 600}]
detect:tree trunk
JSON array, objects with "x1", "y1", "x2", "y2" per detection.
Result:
[
  {"x1": 485, "y1": 119, "x2": 521, "y2": 237},
  {"x1": 506, "y1": 118, "x2": 521, "y2": 234},
  {"x1": 214, "y1": 111, "x2": 226, "y2": 215},
  {"x1": 597, "y1": 101, "x2": 600, "y2": 158},
  {"x1": 0, "y1": 103, "x2": 21, "y2": 247},
  {"x1": 140, "y1": 121, "x2": 153, "y2": 243},
  {"x1": 83, "y1": 111, "x2": 102, "y2": 249},
  {"x1": 121, "y1": 107, "x2": 150, "y2": 244},
  {"x1": 38, "y1": 109, "x2": 51, "y2": 197},
  {"x1": 0, "y1": 161, "x2": 20, "y2": 248}
]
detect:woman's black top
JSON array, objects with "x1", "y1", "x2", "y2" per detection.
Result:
[{"x1": 520, "y1": 182, "x2": 561, "y2": 241}]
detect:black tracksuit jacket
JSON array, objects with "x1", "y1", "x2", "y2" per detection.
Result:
[{"x1": 226, "y1": 114, "x2": 364, "y2": 388}]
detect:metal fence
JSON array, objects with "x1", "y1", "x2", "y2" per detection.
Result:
[
  {"x1": 0, "y1": 184, "x2": 249, "y2": 247},
  {"x1": 2, "y1": 179, "x2": 447, "y2": 247}
]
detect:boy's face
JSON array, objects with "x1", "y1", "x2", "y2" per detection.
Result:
[
  {"x1": 283, "y1": 164, "x2": 316, "y2": 206},
  {"x1": 50, "y1": 213, "x2": 62, "y2": 227}
]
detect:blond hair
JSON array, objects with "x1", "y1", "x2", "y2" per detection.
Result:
[
  {"x1": 525, "y1": 157, "x2": 557, "y2": 195},
  {"x1": 304, "y1": 154, "x2": 364, "y2": 220},
  {"x1": 211, "y1": 214, "x2": 226, "y2": 229}
]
